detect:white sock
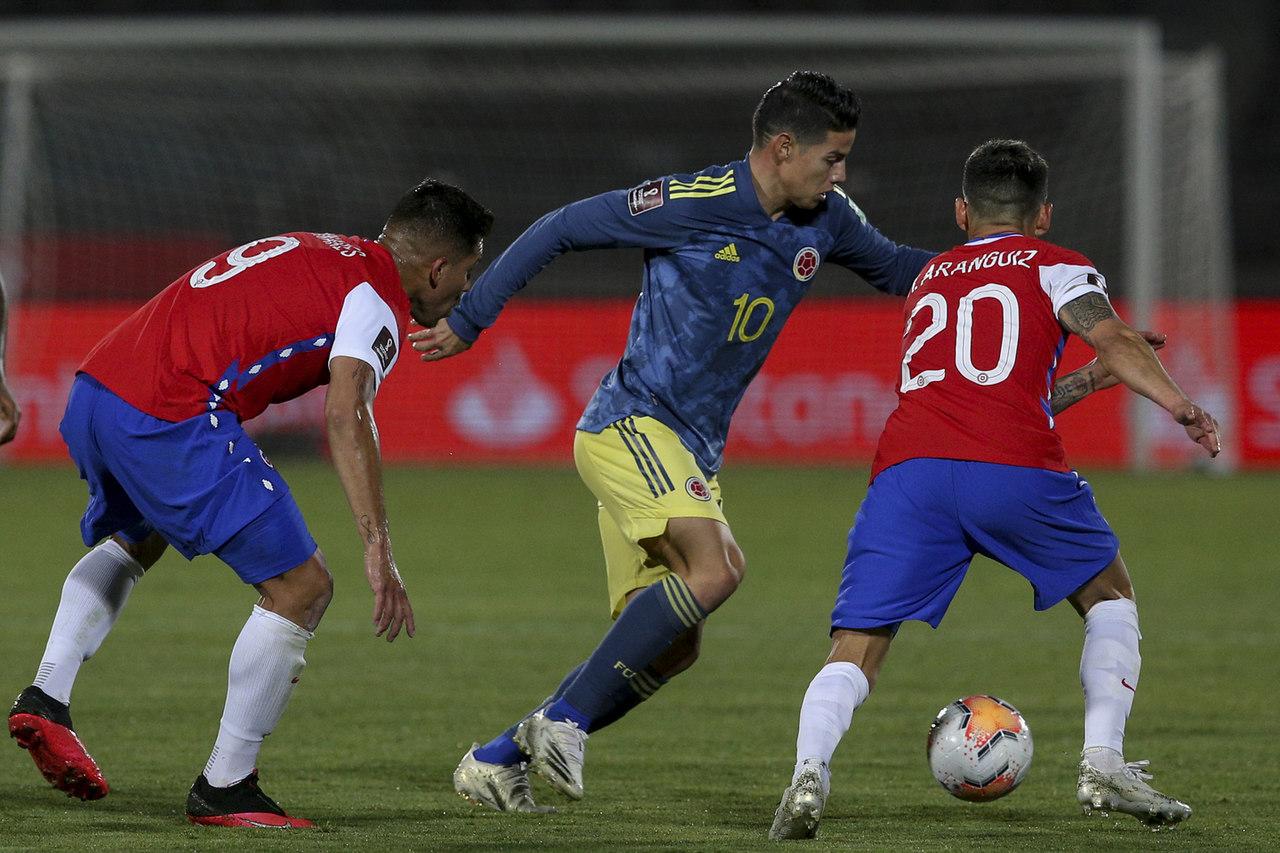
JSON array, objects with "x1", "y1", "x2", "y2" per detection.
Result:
[
  {"x1": 793, "y1": 662, "x2": 871, "y2": 790},
  {"x1": 203, "y1": 606, "x2": 312, "y2": 788},
  {"x1": 33, "y1": 540, "x2": 144, "y2": 705},
  {"x1": 1080, "y1": 597, "x2": 1141, "y2": 759}
]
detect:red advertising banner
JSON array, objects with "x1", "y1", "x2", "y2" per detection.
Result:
[
  {"x1": 2, "y1": 299, "x2": 1275, "y2": 468},
  {"x1": 1236, "y1": 301, "x2": 1280, "y2": 465}
]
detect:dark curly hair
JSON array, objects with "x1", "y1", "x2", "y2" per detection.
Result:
[
  {"x1": 962, "y1": 139, "x2": 1049, "y2": 222},
  {"x1": 752, "y1": 71, "x2": 862, "y2": 147},
  {"x1": 384, "y1": 179, "x2": 493, "y2": 257}
]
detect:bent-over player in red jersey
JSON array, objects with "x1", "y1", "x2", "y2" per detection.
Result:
[
  {"x1": 770, "y1": 139, "x2": 1220, "y2": 840},
  {"x1": 8, "y1": 180, "x2": 492, "y2": 827}
]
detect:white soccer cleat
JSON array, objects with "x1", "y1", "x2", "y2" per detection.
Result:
[
  {"x1": 513, "y1": 711, "x2": 588, "y2": 800},
  {"x1": 452, "y1": 744, "x2": 556, "y2": 814},
  {"x1": 1077, "y1": 749, "x2": 1191, "y2": 829},
  {"x1": 768, "y1": 762, "x2": 828, "y2": 841}
]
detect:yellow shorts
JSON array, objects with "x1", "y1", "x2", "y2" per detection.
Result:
[{"x1": 574, "y1": 416, "x2": 726, "y2": 619}]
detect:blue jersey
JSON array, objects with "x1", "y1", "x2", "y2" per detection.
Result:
[{"x1": 448, "y1": 157, "x2": 934, "y2": 475}]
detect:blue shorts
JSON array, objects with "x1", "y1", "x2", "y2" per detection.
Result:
[
  {"x1": 831, "y1": 458, "x2": 1119, "y2": 630},
  {"x1": 59, "y1": 374, "x2": 317, "y2": 584}
]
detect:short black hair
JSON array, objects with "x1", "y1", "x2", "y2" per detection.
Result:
[
  {"x1": 752, "y1": 71, "x2": 861, "y2": 148},
  {"x1": 384, "y1": 179, "x2": 493, "y2": 257},
  {"x1": 962, "y1": 139, "x2": 1049, "y2": 223}
]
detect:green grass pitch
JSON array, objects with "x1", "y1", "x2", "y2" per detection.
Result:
[{"x1": 0, "y1": 463, "x2": 1276, "y2": 851}]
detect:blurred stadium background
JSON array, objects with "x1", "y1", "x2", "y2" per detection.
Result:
[
  {"x1": 1, "y1": 4, "x2": 1277, "y2": 850},
  {"x1": 0, "y1": 4, "x2": 1276, "y2": 472}
]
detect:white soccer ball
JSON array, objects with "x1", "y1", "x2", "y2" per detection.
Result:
[{"x1": 926, "y1": 694, "x2": 1033, "y2": 802}]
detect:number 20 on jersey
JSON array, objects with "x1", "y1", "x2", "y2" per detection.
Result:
[{"x1": 901, "y1": 283, "x2": 1020, "y2": 392}]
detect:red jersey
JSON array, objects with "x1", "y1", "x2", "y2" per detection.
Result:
[
  {"x1": 81, "y1": 232, "x2": 409, "y2": 423},
  {"x1": 870, "y1": 233, "x2": 1110, "y2": 481}
]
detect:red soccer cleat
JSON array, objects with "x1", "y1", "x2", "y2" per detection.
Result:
[
  {"x1": 8, "y1": 686, "x2": 109, "y2": 801},
  {"x1": 186, "y1": 771, "x2": 314, "y2": 829}
]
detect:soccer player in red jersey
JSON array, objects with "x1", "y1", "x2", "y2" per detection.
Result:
[
  {"x1": 770, "y1": 140, "x2": 1220, "y2": 839},
  {"x1": 0, "y1": 270, "x2": 19, "y2": 445},
  {"x1": 8, "y1": 180, "x2": 492, "y2": 827}
]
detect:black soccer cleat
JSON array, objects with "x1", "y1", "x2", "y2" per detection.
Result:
[
  {"x1": 9, "y1": 685, "x2": 109, "y2": 800},
  {"x1": 186, "y1": 771, "x2": 314, "y2": 828},
  {"x1": 11, "y1": 685, "x2": 75, "y2": 729}
]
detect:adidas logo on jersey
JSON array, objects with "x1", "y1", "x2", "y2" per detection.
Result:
[{"x1": 714, "y1": 243, "x2": 741, "y2": 262}]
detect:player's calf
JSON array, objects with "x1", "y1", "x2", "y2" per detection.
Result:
[
  {"x1": 8, "y1": 686, "x2": 108, "y2": 801},
  {"x1": 649, "y1": 622, "x2": 702, "y2": 679}
]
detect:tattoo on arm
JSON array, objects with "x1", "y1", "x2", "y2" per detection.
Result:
[
  {"x1": 359, "y1": 513, "x2": 379, "y2": 546},
  {"x1": 351, "y1": 362, "x2": 376, "y2": 403},
  {"x1": 1059, "y1": 292, "x2": 1117, "y2": 341},
  {"x1": 1050, "y1": 369, "x2": 1095, "y2": 416}
]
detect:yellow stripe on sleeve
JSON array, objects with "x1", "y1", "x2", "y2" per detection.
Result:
[{"x1": 668, "y1": 185, "x2": 737, "y2": 200}]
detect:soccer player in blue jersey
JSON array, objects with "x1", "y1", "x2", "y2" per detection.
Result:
[
  {"x1": 412, "y1": 71, "x2": 933, "y2": 812},
  {"x1": 413, "y1": 71, "x2": 935, "y2": 812},
  {"x1": 418, "y1": 74, "x2": 1128, "y2": 815}
]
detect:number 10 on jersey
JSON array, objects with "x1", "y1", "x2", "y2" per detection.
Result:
[
  {"x1": 728, "y1": 292, "x2": 775, "y2": 342},
  {"x1": 901, "y1": 283, "x2": 1020, "y2": 392}
]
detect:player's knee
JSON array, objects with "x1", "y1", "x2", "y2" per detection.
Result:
[
  {"x1": 726, "y1": 541, "x2": 746, "y2": 585},
  {"x1": 261, "y1": 551, "x2": 333, "y2": 630},
  {"x1": 298, "y1": 552, "x2": 334, "y2": 610},
  {"x1": 687, "y1": 554, "x2": 743, "y2": 609},
  {"x1": 1068, "y1": 555, "x2": 1134, "y2": 617},
  {"x1": 826, "y1": 627, "x2": 893, "y2": 690},
  {"x1": 111, "y1": 532, "x2": 168, "y2": 571},
  {"x1": 716, "y1": 543, "x2": 747, "y2": 595}
]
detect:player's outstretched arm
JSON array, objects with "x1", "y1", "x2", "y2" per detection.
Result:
[
  {"x1": 1049, "y1": 330, "x2": 1166, "y2": 415},
  {"x1": 0, "y1": 272, "x2": 20, "y2": 445},
  {"x1": 826, "y1": 187, "x2": 936, "y2": 296},
  {"x1": 1058, "y1": 294, "x2": 1221, "y2": 456},
  {"x1": 325, "y1": 355, "x2": 415, "y2": 642},
  {"x1": 410, "y1": 186, "x2": 691, "y2": 359}
]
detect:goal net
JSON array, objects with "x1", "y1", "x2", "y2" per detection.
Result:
[{"x1": 0, "y1": 16, "x2": 1233, "y2": 468}]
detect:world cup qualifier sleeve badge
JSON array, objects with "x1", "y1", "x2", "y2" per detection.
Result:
[
  {"x1": 627, "y1": 179, "x2": 664, "y2": 216},
  {"x1": 793, "y1": 247, "x2": 820, "y2": 281}
]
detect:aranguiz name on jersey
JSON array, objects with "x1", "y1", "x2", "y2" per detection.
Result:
[{"x1": 910, "y1": 249, "x2": 1039, "y2": 294}]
